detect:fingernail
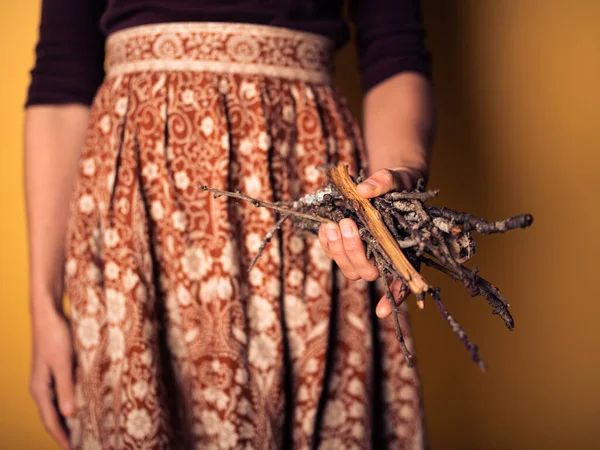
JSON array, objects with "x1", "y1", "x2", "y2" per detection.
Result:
[
  {"x1": 61, "y1": 402, "x2": 74, "y2": 416},
  {"x1": 326, "y1": 227, "x2": 338, "y2": 241},
  {"x1": 340, "y1": 222, "x2": 354, "y2": 238},
  {"x1": 359, "y1": 180, "x2": 377, "y2": 190}
]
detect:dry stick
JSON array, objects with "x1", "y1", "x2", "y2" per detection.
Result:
[
  {"x1": 424, "y1": 241, "x2": 452, "y2": 270},
  {"x1": 427, "y1": 207, "x2": 534, "y2": 234},
  {"x1": 376, "y1": 260, "x2": 413, "y2": 366},
  {"x1": 384, "y1": 190, "x2": 440, "y2": 202},
  {"x1": 410, "y1": 198, "x2": 432, "y2": 225},
  {"x1": 358, "y1": 227, "x2": 406, "y2": 284},
  {"x1": 374, "y1": 197, "x2": 405, "y2": 243},
  {"x1": 358, "y1": 228, "x2": 380, "y2": 262},
  {"x1": 430, "y1": 227, "x2": 464, "y2": 274},
  {"x1": 248, "y1": 214, "x2": 290, "y2": 271},
  {"x1": 327, "y1": 165, "x2": 429, "y2": 295},
  {"x1": 474, "y1": 279, "x2": 514, "y2": 330},
  {"x1": 429, "y1": 288, "x2": 487, "y2": 372},
  {"x1": 386, "y1": 280, "x2": 413, "y2": 367},
  {"x1": 390, "y1": 209, "x2": 427, "y2": 260},
  {"x1": 198, "y1": 185, "x2": 334, "y2": 224},
  {"x1": 373, "y1": 199, "x2": 421, "y2": 249},
  {"x1": 415, "y1": 292, "x2": 425, "y2": 310},
  {"x1": 421, "y1": 257, "x2": 514, "y2": 330}
]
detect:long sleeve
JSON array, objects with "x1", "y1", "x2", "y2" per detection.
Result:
[
  {"x1": 25, "y1": 0, "x2": 107, "y2": 107},
  {"x1": 349, "y1": 0, "x2": 431, "y2": 93}
]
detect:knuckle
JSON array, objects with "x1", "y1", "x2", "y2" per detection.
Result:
[
  {"x1": 29, "y1": 383, "x2": 43, "y2": 399},
  {"x1": 343, "y1": 270, "x2": 361, "y2": 281},
  {"x1": 358, "y1": 266, "x2": 379, "y2": 281},
  {"x1": 376, "y1": 169, "x2": 395, "y2": 185},
  {"x1": 343, "y1": 239, "x2": 362, "y2": 253},
  {"x1": 327, "y1": 242, "x2": 344, "y2": 256},
  {"x1": 364, "y1": 269, "x2": 380, "y2": 281}
]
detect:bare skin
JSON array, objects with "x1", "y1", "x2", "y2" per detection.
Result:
[
  {"x1": 25, "y1": 104, "x2": 90, "y2": 450},
  {"x1": 318, "y1": 72, "x2": 434, "y2": 319}
]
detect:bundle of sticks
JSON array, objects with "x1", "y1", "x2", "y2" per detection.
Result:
[{"x1": 199, "y1": 164, "x2": 533, "y2": 371}]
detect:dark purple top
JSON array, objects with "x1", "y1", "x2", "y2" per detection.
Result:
[{"x1": 25, "y1": 0, "x2": 431, "y2": 106}]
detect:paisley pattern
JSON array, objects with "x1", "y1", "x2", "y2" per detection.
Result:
[{"x1": 64, "y1": 23, "x2": 425, "y2": 449}]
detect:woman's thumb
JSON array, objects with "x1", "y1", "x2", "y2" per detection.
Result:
[{"x1": 356, "y1": 169, "x2": 407, "y2": 198}]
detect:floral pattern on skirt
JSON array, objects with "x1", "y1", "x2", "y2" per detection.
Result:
[{"x1": 63, "y1": 23, "x2": 425, "y2": 450}]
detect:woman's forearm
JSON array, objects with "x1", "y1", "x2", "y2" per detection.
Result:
[
  {"x1": 362, "y1": 72, "x2": 434, "y2": 179},
  {"x1": 24, "y1": 105, "x2": 90, "y2": 316}
]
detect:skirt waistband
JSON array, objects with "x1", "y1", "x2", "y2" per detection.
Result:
[{"x1": 105, "y1": 22, "x2": 335, "y2": 83}]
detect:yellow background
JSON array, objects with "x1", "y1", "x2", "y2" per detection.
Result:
[{"x1": 2, "y1": 1, "x2": 599, "y2": 448}]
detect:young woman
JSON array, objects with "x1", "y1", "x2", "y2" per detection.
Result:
[{"x1": 24, "y1": 1, "x2": 433, "y2": 448}]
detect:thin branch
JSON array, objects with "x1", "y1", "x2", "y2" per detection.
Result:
[
  {"x1": 198, "y1": 185, "x2": 334, "y2": 224},
  {"x1": 429, "y1": 288, "x2": 487, "y2": 372},
  {"x1": 248, "y1": 215, "x2": 289, "y2": 271}
]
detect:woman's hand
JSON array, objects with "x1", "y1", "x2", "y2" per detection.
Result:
[
  {"x1": 318, "y1": 167, "x2": 424, "y2": 320},
  {"x1": 30, "y1": 302, "x2": 75, "y2": 450},
  {"x1": 341, "y1": 70, "x2": 433, "y2": 319}
]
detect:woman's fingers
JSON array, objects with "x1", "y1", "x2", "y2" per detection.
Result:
[
  {"x1": 338, "y1": 219, "x2": 379, "y2": 281},
  {"x1": 30, "y1": 367, "x2": 71, "y2": 450},
  {"x1": 376, "y1": 279, "x2": 409, "y2": 319},
  {"x1": 30, "y1": 312, "x2": 75, "y2": 450},
  {"x1": 53, "y1": 353, "x2": 75, "y2": 418},
  {"x1": 317, "y1": 219, "x2": 413, "y2": 318},
  {"x1": 318, "y1": 223, "x2": 360, "y2": 280},
  {"x1": 376, "y1": 297, "x2": 393, "y2": 318},
  {"x1": 319, "y1": 220, "x2": 380, "y2": 281}
]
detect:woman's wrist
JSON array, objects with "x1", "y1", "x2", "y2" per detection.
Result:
[
  {"x1": 29, "y1": 274, "x2": 65, "y2": 318},
  {"x1": 362, "y1": 72, "x2": 434, "y2": 189},
  {"x1": 366, "y1": 146, "x2": 429, "y2": 187}
]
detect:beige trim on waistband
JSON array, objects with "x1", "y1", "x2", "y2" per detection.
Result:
[{"x1": 105, "y1": 22, "x2": 334, "y2": 83}]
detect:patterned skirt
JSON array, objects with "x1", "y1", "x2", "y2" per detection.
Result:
[{"x1": 64, "y1": 23, "x2": 425, "y2": 450}]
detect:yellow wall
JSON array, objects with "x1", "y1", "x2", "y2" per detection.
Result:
[
  {"x1": 0, "y1": 2, "x2": 44, "y2": 448},
  {"x1": 2, "y1": 1, "x2": 599, "y2": 448}
]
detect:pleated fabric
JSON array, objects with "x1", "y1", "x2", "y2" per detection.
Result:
[{"x1": 63, "y1": 23, "x2": 426, "y2": 450}]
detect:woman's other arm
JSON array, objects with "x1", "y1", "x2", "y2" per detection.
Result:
[
  {"x1": 25, "y1": 1, "x2": 106, "y2": 448},
  {"x1": 24, "y1": 106, "x2": 90, "y2": 449}
]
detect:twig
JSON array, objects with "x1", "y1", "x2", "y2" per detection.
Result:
[
  {"x1": 427, "y1": 207, "x2": 534, "y2": 234},
  {"x1": 384, "y1": 189, "x2": 440, "y2": 202},
  {"x1": 198, "y1": 185, "x2": 334, "y2": 224},
  {"x1": 378, "y1": 265, "x2": 413, "y2": 367},
  {"x1": 248, "y1": 215, "x2": 290, "y2": 271},
  {"x1": 429, "y1": 288, "x2": 487, "y2": 372},
  {"x1": 421, "y1": 257, "x2": 514, "y2": 330}
]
